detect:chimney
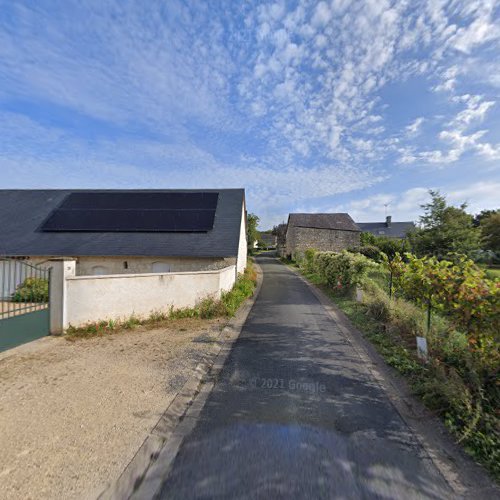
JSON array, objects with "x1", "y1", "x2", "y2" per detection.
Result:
[{"x1": 385, "y1": 215, "x2": 392, "y2": 227}]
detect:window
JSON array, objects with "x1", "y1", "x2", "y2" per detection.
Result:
[
  {"x1": 152, "y1": 262, "x2": 171, "y2": 273},
  {"x1": 378, "y1": 230, "x2": 385, "y2": 235},
  {"x1": 91, "y1": 265, "x2": 108, "y2": 276}
]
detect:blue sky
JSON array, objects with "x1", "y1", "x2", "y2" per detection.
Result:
[{"x1": 0, "y1": 0, "x2": 499, "y2": 228}]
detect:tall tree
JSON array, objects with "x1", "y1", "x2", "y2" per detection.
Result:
[
  {"x1": 247, "y1": 213, "x2": 260, "y2": 250},
  {"x1": 479, "y1": 210, "x2": 500, "y2": 253},
  {"x1": 272, "y1": 223, "x2": 287, "y2": 246},
  {"x1": 473, "y1": 209, "x2": 498, "y2": 227},
  {"x1": 409, "y1": 190, "x2": 481, "y2": 258}
]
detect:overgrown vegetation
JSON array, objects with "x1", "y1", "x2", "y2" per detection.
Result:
[
  {"x1": 11, "y1": 277, "x2": 49, "y2": 303},
  {"x1": 293, "y1": 248, "x2": 500, "y2": 480},
  {"x1": 66, "y1": 263, "x2": 257, "y2": 338},
  {"x1": 247, "y1": 213, "x2": 260, "y2": 254},
  {"x1": 171, "y1": 263, "x2": 257, "y2": 319}
]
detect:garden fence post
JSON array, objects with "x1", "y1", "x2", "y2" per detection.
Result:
[{"x1": 426, "y1": 293, "x2": 432, "y2": 334}]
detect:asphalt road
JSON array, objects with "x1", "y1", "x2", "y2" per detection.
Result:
[{"x1": 157, "y1": 254, "x2": 452, "y2": 499}]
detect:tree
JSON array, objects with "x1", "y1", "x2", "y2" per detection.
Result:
[
  {"x1": 272, "y1": 223, "x2": 287, "y2": 246},
  {"x1": 480, "y1": 211, "x2": 500, "y2": 253},
  {"x1": 409, "y1": 190, "x2": 481, "y2": 259},
  {"x1": 247, "y1": 213, "x2": 260, "y2": 250},
  {"x1": 473, "y1": 209, "x2": 498, "y2": 227},
  {"x1": 358, "y1": 233, "x2": 408, "y2": 262},
  {"x1": 360, "y1": 232, "x2": 377, "y2": 246}
]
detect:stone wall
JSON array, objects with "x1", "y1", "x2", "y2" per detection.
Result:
[{"x1": 285, "y1": 226, "x2": 360, "y2": 258}]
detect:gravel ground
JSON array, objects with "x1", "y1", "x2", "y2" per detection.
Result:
[{"x1": 0, "y1": 319, "x2": 224, "y2": 500}]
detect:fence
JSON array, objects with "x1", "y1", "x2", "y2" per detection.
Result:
[
  {"x1": 0, "y1": 259, "x2": 50, "y2": 319},
  {"x1": 49, "y1": 260, "x2": 236, "y2": 332},
  {"x1": 0, "y1": 258, "x2": 51, "y2": 351}
]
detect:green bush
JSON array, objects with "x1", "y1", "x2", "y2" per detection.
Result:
[
  {"x1": 312, "y1": 250, "x2": 377, "y2": 292},
  {"x1": 171, "y1": 263, "x2": 257, "y2": 319},
  {"x1": 11, "y1": 277, "x2": 49, "y2": 302},
  {"x1": 300, "y1": 248, "x2": 317, "y2": 274},
  {"x1": 356, "y1": 244, "x2": 382, "y2": 261}
]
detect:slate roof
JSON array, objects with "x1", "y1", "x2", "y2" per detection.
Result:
[
  {"x1": 0, "y1": 189, "x2": 245, "y2": 258},
  {"x1": 288, "y1": 213, "x2": 361, "y2": 232},
  {"x1": 357, "y1": 221, "x2": 415, "y2": 239}
]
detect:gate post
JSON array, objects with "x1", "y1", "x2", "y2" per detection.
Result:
[{"x1": 48, "y1": 259, "x2": 76, "y2": 334}]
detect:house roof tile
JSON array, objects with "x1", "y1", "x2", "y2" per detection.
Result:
[{"x1": 288, "y1": 213, "x2": 361, "y2": 232}]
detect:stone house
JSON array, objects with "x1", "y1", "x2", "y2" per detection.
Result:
[
  {"x1": 0, "y1": 189, "x2": 247, "y2": 278},
  {"x1": 284, "y1": 213, "x2": 361, "y2": 259}
]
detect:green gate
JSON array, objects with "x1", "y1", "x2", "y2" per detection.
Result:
[{"x1": 0, "y1": 259, "x2": 50, "y2": 352}]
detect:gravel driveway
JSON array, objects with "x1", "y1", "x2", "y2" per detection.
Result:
[{"x1": 0, "y1": 319, "x2": 224, "y2": 499}]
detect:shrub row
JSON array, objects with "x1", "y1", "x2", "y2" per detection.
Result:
[
  {"x1": 295, "y1": 248, "x2": 499, "y2": 478},
  {"x1": 380, "y1": 253, "x2": 500, "y2": 343},
  {"x1": 299, "y1": 249, "x2": 376, "y2": 292}
]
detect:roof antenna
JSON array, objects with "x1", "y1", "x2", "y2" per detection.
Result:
[{"x1": 384, "y1": 203, "x2": 390, "y2": 217}]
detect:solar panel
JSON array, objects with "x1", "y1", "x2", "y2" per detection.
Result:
[
  {"x1": 40, "y1": 192, "x2": 218, "y2": 232},
  {"x1": 58, "y1": 192, "x2": 219, "y2": 210}
]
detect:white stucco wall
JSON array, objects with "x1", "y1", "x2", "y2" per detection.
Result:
[
  {"x1": 75, "y1": 256, "x2": 232, "y2": 276},
  {"x1": 20, "y1": 256, "x2": 233, "y2": 276},
  {"x1": 62, "y1": 265, "x2": 236, "y2": 329},
  {"x1": 236, "y1": 201, "x2": 248, "y2": 275}
]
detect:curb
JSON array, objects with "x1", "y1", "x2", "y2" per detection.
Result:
[
  {"x1": 285, "y1": 260, "x2": 498, "y2": 499},
  {"x1": 99, "y1": 261, "x2": 264, "y2": 500}
]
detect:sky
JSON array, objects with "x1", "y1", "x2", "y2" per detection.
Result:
[{"x1": 0, "y1": 0, "x2": 499, "y2": 229}]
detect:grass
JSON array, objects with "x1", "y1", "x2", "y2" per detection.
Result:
[
  {"x1": 170, "y1": 262, "x2": 257, "y2": 319},
  {"x1": 485, "y1": 267, "x2": 500, "y2": 279},
  {"x1": 300, "y1": 268, "x2": 425, "y2": 378},
  {"x1": 66, "y1": 262, "x2": 257, "y2": 339},
  {"x1": 292, "y1": 260, "x2": 499, "y2": 482}
]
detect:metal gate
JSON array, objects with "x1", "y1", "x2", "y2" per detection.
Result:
[{"x1": 0, "y1": 258, "x2": 50, "y2": 352}]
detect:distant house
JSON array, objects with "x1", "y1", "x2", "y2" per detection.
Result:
[
  {"x1": 0, "y1": 189, "x2": 247, "y2": 276},
  {"x1": 284, "y1": 213, "x2": 361, "y2": 258},
  {"x1": 357, "y1": 216, "x2": 415, "y2": 239},
  {"x1": 259, "y1": 233, "x2": 277, "y2": 249}
]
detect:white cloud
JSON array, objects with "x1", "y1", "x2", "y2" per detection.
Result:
[
  {"x1": 0, "y1": 110, "x2": 383, "y2": 228},
  {"x1": 311, "y1": 2, "x2": 332, "y2": 27},
  {"x1": 450, "y1": 94, "x2": 495, "y2": 127},
  {"x1": 327, "y1": 182, "x2": 499, "y2": 222},
  {"x1": 447, "y1": 181, "x2": 500, "y2": 213},
  {"x1": 401, "y1": 93, "x2": 499, "y2": 165},
  {"x1": 405, "y1": 117, "x2": 425, "y2": 136},
  {"x1": 1, "y1": 0, "x2": 500, "y2": 228},
  {"x1": 449, "y1": 1, "x2": 500, "y2": 53},
  {"x1": 433, "y1": 65, "x2": 460, "y2": 92}
]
